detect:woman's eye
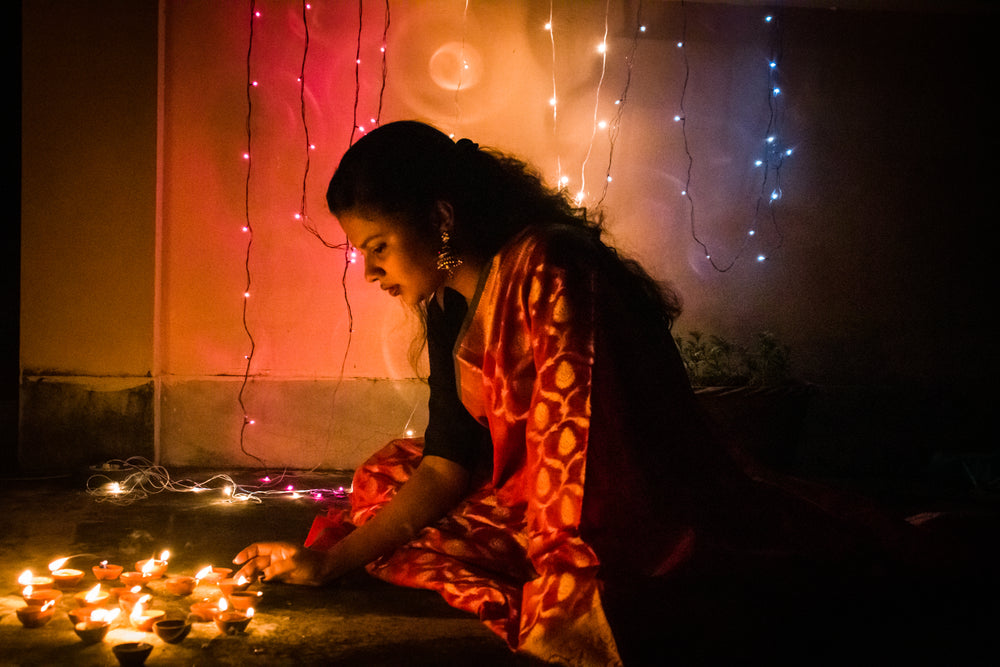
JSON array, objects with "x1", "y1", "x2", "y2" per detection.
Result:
[{"x1": 372, "y1": 244, "x2": 387, "y2": 256}]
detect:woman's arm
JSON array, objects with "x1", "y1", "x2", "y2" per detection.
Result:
[{"x1": 233, "y1": 454, "x2": 469, "y2": 585}]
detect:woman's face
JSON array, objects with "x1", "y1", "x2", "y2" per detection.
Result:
[{"x1": 337, "y1": 209, "x2": 443, "y2": 307}]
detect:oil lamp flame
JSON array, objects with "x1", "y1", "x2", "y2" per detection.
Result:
[
  {"x1": 48, "y1": 557, "x2": 69, "y2": 572},
  {"x1": 92, "y1": 607, "x2": 120, "y2": 623},
  {"x1": 130, "y1": 594, "x2": 152, "y2": 623},
  {"x1": 85, "y1": 583, "x2": 102, "y2": 602},
  {"x1": 18, "y1": 570, "x2": 33, "y2": 585},
  {"x1": 195, "y1": 565, "x2": 213, "y2": 580}
]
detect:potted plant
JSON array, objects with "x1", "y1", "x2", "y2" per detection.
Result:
[{"x1": 675, "y1": 331, "x2": 812, "y2": 471}]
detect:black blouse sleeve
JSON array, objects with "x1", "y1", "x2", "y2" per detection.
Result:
[{"x1": 422, "y1": 288, "x2": 492, "y2": 472}]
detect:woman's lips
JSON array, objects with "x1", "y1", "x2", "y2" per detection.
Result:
[{"x1": 382, "y1": 284, "x2": 400, "y2": 297}]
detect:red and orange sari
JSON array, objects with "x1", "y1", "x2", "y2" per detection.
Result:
[{"x1": 305, "y1": 228, "x2": 925, "y2": 665}]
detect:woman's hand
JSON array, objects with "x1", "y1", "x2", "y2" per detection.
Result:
[
  {"x1": 232, "y1": 542, "x2": 330, "y2": 586},
  {"x1": 232, "y1": 456, "x2": 470, "y2": 588}
]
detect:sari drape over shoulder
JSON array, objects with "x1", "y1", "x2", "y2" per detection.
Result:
[{"x1": 307, "y1": 227, "x2": 934, "y2": 665}]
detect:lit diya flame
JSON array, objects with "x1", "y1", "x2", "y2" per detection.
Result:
[
  {"x1": 19, "y1": 570, "x2": 33, "y2": 586},
  {"x1": 130, "y1": 594, "x2": 152, "y2": 624},
  {"x1": 140, "y1": 560, "x2": 155, "y2": 576},
  {"x1": 237, "y1": 575, "x2": 248, "y2": 586},
  {"x1": 40, "y1": 600, "x2": 56, "y2": 613},
  {"x1": 48, "y1": 557, "x2": 69, "y2": 572},
  {"x1": 100, "y1": 560, "x2": 109, "y2": 568},
  {"x1": 158, "y1": 550, "x2": 170, "y2": 562},
  {"x1": 84, "y1": 584, "x2": 102, "y2": 603},
  {"x1": 23, "y1": 584, "x2": 33, "y2": 598},
  {"x1": 194, "y1": 566, "x2": 213, "y2": 582},
  {"x1": 91, "y1": 607, "x2": 121, "y2": 624},
  {"x1": 217, "y1": 596, "x2": 254, "y2": 618}
]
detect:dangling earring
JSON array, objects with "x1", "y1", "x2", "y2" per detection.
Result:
[{"x1": 436, "y1": 230, "x2": 463, "y2": 277}]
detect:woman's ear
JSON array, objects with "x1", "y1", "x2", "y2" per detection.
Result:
[{"x1": 433, "y1": 200, "x2": 455, "y2": 235}]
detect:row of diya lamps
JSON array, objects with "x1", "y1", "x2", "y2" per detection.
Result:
[{"x1": 16, "y1": 552, "x2": 262, "y2": 662}]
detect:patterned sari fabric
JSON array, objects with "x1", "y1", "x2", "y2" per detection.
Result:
[{"x1": 306, "y1": 227, "x2": 923, "y2": 665}]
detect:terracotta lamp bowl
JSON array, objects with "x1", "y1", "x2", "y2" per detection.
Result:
[
  {"x1": 93, "y1": 563, "x2": 124, "y2": 580},
  {"x1": 74, "y1": 619, "x2": 113, "y2": 645},
  {"x1": 214, "y1": 610, "x2": 253, "y2": 634},
  {"x1": 153, "y1": 619, "x2": 193, "y2": 644},
  {"x1": 112, "y1": 642, "x2": 153, "y2": 667},
  {"x1": 16, "y1": 605, "x2": 55, "y2": 628}
]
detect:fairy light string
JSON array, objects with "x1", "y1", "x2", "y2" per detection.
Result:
[
  {"x1": 575, "y1": 0, "x2": 611, "y2": 205},
  {"x1": 595, "y1": 0, "x2": 644, "y2": 208},
  {"x1": 677, "y1": 2, "x2": 791, "y2": 271},
  {"x1": 238, "y1": 0, "x2": 266, "y2": 468},
  {"x1": 85, "y1": 458, "x2": 352, "y2": 506},
  {"x1": 544, "y1": 3, "x2": 563, "y2": 188}
]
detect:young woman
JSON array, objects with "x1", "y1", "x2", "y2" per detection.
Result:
[{"x1": 234, "y1": 121, "x2": 941, "y2": 665}]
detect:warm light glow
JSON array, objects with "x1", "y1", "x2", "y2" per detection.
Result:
[
  {"x1": 141, "y1": 560, "x2": 155, "y2": 575},
  {"x1": 130, "y1": 594, "x2": 152, "y2": 624},
  {"x1": 48, "y1": 558, "x2": 69, "y2": 572},
  {"x1": 92, "y1": 607, "x2": 120, "y2": 623},
  {"x1": 195, "y1": 566, "x2": 213, "y2": 581},
  {"x1": 84, "y1": 583, "x2": 102, "y2": 602},
  {"x1": 18, "y1": 570, "x2": 33, "y2": 586},
  {"x1": 218, "y1": 597, "x2": 229, "y2": 612},
  {"x1": 159, "y1": 550, "x2": 170, "y2": 562},
  {"x1": 247, "y1": 607, "x2": 256, "y2": 618},
  {"x1": 237, "y1": 575, "x2": 248, "y2": 586}
]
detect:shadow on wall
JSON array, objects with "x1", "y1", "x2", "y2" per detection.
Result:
[{"x1": 18, "y1": 379, "x2": 154, "y2": 476}]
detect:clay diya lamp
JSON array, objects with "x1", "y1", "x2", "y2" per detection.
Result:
[
  {"x1": 130, "y1": 605, "x2": 165, "y2": 631},
  {"x1": 188, "y1": 597, "x2": 221, "y2": 622},
  {"x1": 119, "y1": 571, "x2": 151, "y2": 588},
  {"x1": 214, "y1": 607, "x2": 254, "y2": 634},
  {"x1": 73, "y1": 608, "x2": 119, "y2": 644},
  {"x1": 69, "y1": 606, "x2": 96, "y2": 625},
  {"x1": 164, "y1": 575, "x2": 196, "y2": 596},
  {"x1": 112, "y1": 642, "x2": 153, "y2": 667},
  {"x1": 108, "y1": 585, "x2": 136, "y2": 601},
  {"x1": 128, "y1": 595, "x2": 164, "y2": 631},
  {"x1": 93, "y1": 561, "x2": 124, "y2": 581},
  {"x1": 135, "y1": 551, "x2": 170, "y2": 579},
  {"x1": 132, "y1": 609, "x2": 165, "y2": 631},
  {"x1": 74, "y1": 619, "x2": 113, "y2": 644},
  {"x1": 16, "y1": 600, "x2": 56, "y2": 628},
  {"x1": 51, "y1": 568, "x2": 86, "y2": 589},
  {"x1": 23, "y1": 587, "x2": 63, "y2": 607},
  {"x1": 216, "y1": 575, "x2": 251, "y2": 597},
  {"x1": 152, "y1": 618, "x2": 193, "y2": 644},
  {"x1": 197, "y1": 566, "x2": 231, "y2": 584},
  {"x1": 75, "y1": 583, "x2": 110, "y2": 608},
  {"x1": 117, "y1": 589, "x2": 147, "y2": 615},
  {"x1": 18, "y1": 570, "x2": 54, "y2": 591},
  {"x1": 226, "y1": 589, "x2": 262, "y2": 612}
]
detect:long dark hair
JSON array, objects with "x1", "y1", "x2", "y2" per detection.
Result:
[{"x1": 326, "y1": 120, "x2": 681, "y2": 331}]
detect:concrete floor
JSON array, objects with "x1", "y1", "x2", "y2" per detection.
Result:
[
  {"x1": 2, "y1": 466, "x2": 998, "y2": 666},
  {"x1": 0, "y1": 470, "x2": 542, "y2": 667}
]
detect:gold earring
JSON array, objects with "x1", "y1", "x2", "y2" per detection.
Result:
[{"x1": 436, "y1": 230, "x2": 463, "y2": 277}]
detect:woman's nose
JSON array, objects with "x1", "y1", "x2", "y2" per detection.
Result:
[{"x1": 363, "y1": 259, "x2": 381, "y2": 283}]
